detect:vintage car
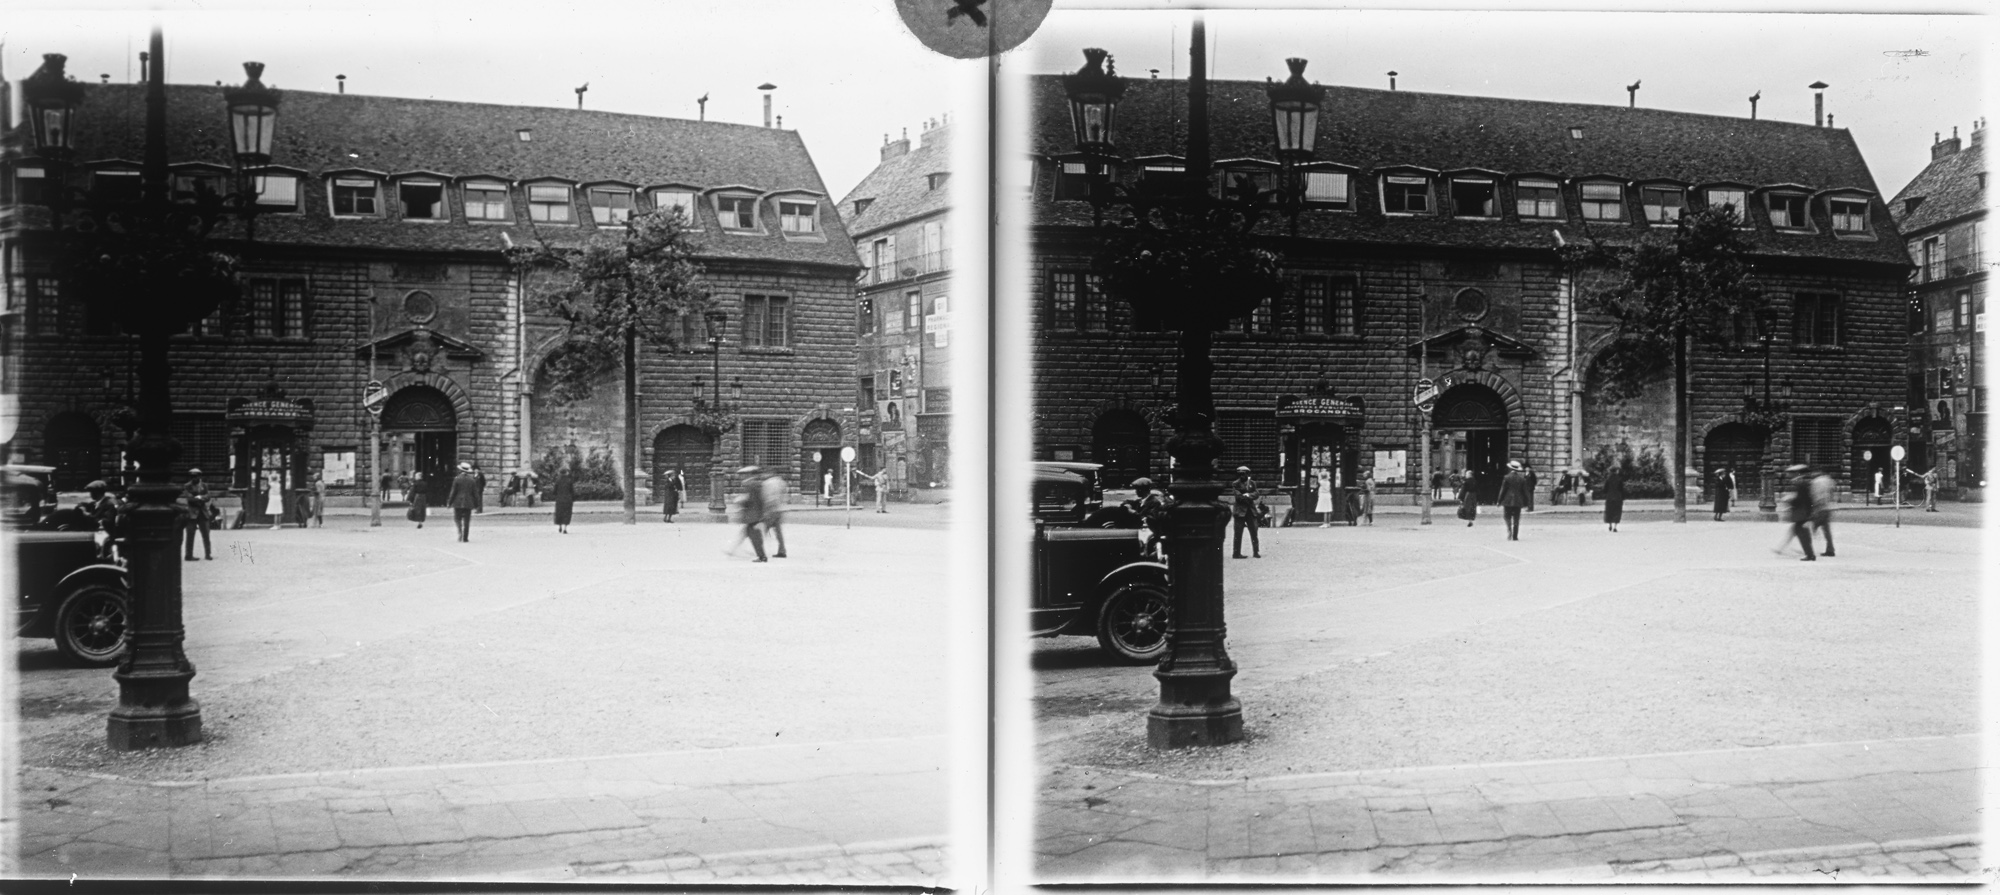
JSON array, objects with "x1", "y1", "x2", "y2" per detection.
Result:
[
  {"x1": 1030, "y1": 462, "x2": 1171, "y2": 663},
  {"x1": 6, "y1": 465, "x2": 131, "y2": 666}
]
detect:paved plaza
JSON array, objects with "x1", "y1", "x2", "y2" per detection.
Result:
[
  {"x1": 6, "y1": 506, "x2": 959, "y2": 884},
  {"x1": 1031, "y1": 500, "x2": 1989, "y2": 883}
]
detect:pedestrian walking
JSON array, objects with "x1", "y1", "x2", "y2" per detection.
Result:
[
  {"x1": 1499, "y1": 460, "x2": 1531, "y2": 540},
  {"x1": 552, "y1": 470, "x2": 575, "y2": 533},
  {"x1": 1302, "y1": 474, "x2": 1321, "y2": 527},
  {"x1": 727, "y1": 466, "x2": 769, "y2": 561},
  {"x1": 263, "y1": 470, "x2": 285, "y2": 530},
  {"x1": 472, "y1": 465, "x2": 487, "y2": 514},
  {"x1": 1809, "y1": 467, "x2": 1836, "y2": 557},
  {"x1": 447, "y1": 461, "x2": 479, "y2": 542},
  {"x1": 181, "y1": 468, "x2": 213, "y2": 561},
  {"x1": 662, "y1": 468, "x2": 684, "y2": 522},
  {"x1": 1712, "y1": 468, "x2": 1735, "y2": 521},
  {"x1": 1229, "y1": 466, "x2": 1261, "y2": 559},
  {"x1": 1315, "y1": 472, "x2": 1335, "y2": 528},
  {"x1": 855, "y1": 466, "x2": 890, "y2": 513},
  {"x1": 1777, "y1": 464, "x2": 1817, "y2": 560},
  {"x1": 310, "y1": 471, "x2": 325, "y2": 528},
  {"x1": 379, "y1": 471, "x2": 394, "y2": 505},
  {"x1": 1602, "y1": 468, "x2": 1626, "y2": 532},
  {"x1": 398, "y1": 471, "x2": 412, "y2": 503},
  {"x1": 1431, "y1": 470, "x2": 1444, "y2": 501},
  {"x1": 759, "y1": 468, "x2": 789, "y2": 559},
  {"x1": 1359, "y1": 468, "x2": 1376, "y2": 525},
  {"x1": 1456, "y1": 468, "x2": 1480, "y2": 527},
  {"x1": 1523, "y1": 463, "x2": 1538, "y2": 512},
  {"x1": 408, "y1": 471, "x2": 428, "y2": 528},
  {"x1": 1574, "y1": 468, "x2": 1591, "y2": 507}
]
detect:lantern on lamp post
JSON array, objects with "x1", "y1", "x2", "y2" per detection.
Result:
[
  {"x1": 1063, "y1": 48, "x2": 1125, "y2": 154},
  {"x1": 1265, "y1": 57, "x2": 1325, "y2": 230}
]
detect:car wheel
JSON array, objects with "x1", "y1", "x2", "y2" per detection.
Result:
[
  {"x1": 53, "y1": 583, "x2": 129, "y2": 667},
  {"x1": 1096, "y1": 581, "x2": 1170, "y2": 663}
]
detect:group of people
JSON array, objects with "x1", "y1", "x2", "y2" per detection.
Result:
[
  {"x1": 1454, "y1": 461, "x2": 1631, "y2": 537},
  {"x1": 727, "y1": 466, "x2": 790, "y2": 562},
  {"x1": 1780, "y1": 464, "x2": 1840, "y2": 561}
]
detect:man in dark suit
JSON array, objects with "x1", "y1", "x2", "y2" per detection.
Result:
[
  {"x1": 181, "y1": 468, "x2": 213, "y2": 561},
  {"x1": 1229, "y1": 466, "x2": 1261, "y2": 559},
  {"x1": 447, "y1": 461, "x2": 479, "y2": 542},
  {"x1": 1498, "y1": 460, "x2": 1532, "y2": 541}
]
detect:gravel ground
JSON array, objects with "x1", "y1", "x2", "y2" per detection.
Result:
[{"x1": 1038, "y1": 517, "x2": 1981, "y2": 782}]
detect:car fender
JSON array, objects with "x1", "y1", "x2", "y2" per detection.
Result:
[
  {"x1": 54, "y1": 563, "x2": 128, "y2": 597},
  {"x1": 1095, "y1": 561, "x2": 1169, "y2": 601}
]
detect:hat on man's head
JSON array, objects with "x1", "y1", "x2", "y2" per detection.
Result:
[
  {"x1": 1130, "y1": 477, "x2": 1154, "y2": 490},
  {"x1": 187, "y1": 468, "x2": 202, "y2": 476},
  {"x1": 1236, "y1": 466, "x2": 1251, "y2": 474},
  {"x1": 737, "y1": 466, "x2": 760, "y2": 475},
  {"x1": 86, "y1": 480, "x2": 107, "y2": 491},
  {"x1": 1786, "y1": 464, "x2": 1809, "y2": 473},
  {"x1": 457, "y1": 462, "x2": 472, "y2": 471},
  {"x1": 1508, "y1": 460, "x2": 1523, "y2": 470}
]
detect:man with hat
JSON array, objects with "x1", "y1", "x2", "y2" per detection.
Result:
[
  {"x1": 446, "y1": 461, "x2": 480, "y2": 542},
  {"x1": 1779, "y1": 464, "x2": 1818, "y2": 560},
  {"x1": 181, "y1": 468, "x2": 213, "y2": 561},
  {"x1": 729, "y1": 466, "x2": 769, "y2": 562},
  {"x1": 81, "y1": 479, "x2": 121, "y2": 558},
  {"x1": 1498, "y1": 459, "x2": 1532, "y2": 541},
  {"x1": 758, "y1": 466, "x2": 789, "y2": 558},
  {"x1": 1229, "y1": 465, "x2": 1262, "y2": 559}
]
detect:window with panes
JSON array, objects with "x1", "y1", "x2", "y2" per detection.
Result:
[
  {"x1": 463, "y1": 182, "x2": 511, "y2": 220},
  {"x1": 717, "y1": 195, "x2": 757, "y2": 230},
  {"x1": 907, "y1": 291, "x2": 923, "y2": 331},
  {"x1": 742, "y1": 294, "x2": 791, "y2": 348},
  {"x1": 1792, "y1": 293, "x2": 1840, "y2": 347},
  {"x1": 1050, "y1": 271, "x2": 1079, "y2": 331},
  {"x1": 172, "y1": 170, "x2": 224, "y2": 204},
  {"x1": 254, "y1": 173, "x2": 299, "y2": 211},
  {"x1": 1767, "y1": 193, "x2": 1808, "y2": 229},
  {"x1": 93, "y1": 169, "x2": 141, "y2": 202},
  {"x1": 1299, "y1": 276, "x2": 1328, "y2": 333},
  {"x1": 1706, "y1": 188, "x2": 1747, "y2": 218},
  {"x1": 15, "y1": 166, "x2": 49, "y2": 204},
  {"x1": 858, "y1": 296, "x2": 875, "y2": 335},
  {"x1": 652, "y1": 189, "x2": 695, "y2": 224},
  {"x1": 1579, "y1": 182, "x2": 1624, "y2": 220},
  {"x1": 1382, "y1": 175, "x2": 1432, "y2": 214},
  {"x1": 778, "y1": 200, "x2": 817, "y2": 235},
  {"x1": 527, "y1": 183, "x2": 572, "y2": 222},
  {"x1": 399, "y1": 181, "x2": 445, "y2": 219},
  {"x1": 1829, "y1": 197, "x2": 1869, "y2": 233},
  {"x1": 1055, "y1": 161, "x2": 1106, "y2": 201},
  {"x1": 332, "y1": 178, "x2": 380, "y2": 215},
  {"x1": 589, "y1": 188, "x2": 634, "y2": 226},
  {"x1": 1216, "y1": 167, "x2": 1274, "y2": 199},
  {"x1": 1640, "y1": 186, "x2": 1684, "y2": 224},
  {"x1": 1449, "y1": 178, "x2": 1496, "y2": 217},
  {"x1": 1923, "y1": 235, "x2": 1948, "y2": 282},
  {"x1": 1303, "y1": 170, "x2": 1349, "y2": 206},
  {"x1": 29, "y1": 276, "x2": 62, "y2": 337},
  {"x1": 1790, "y1": 417, "x2": 1844, "y2": 468},
  {"x1": 740, "y1": 419, "x2": 790, "y2": 473},
  {"x1": 1516, "y1": 179, "x2": 1561, "y2": 218}
]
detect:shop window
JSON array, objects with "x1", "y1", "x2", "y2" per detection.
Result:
[
  {"x1": 527, "y1": 183, "x2": 573, "y2": 223},
  {"x1": 463, "y1": 181, "x2": 511, "y2": 221},
  {"x1": 399, "y1": 181, "x2": 446, "y2": 220},
  {"x1": 1579, "y1": 182, "x2": 1624, "y2": 221},
  {"x1": 1515, "y1": 179, "x2": 1561, "y2": 218},
  {"x1": 1141, "y1": 161, "x2": 1184, "y2": 184},
  {"x1": 331, "y1": 177, "x2": 380, "y2": 216},
  {"x1": 1640, "y1": 186, "x2": 1685, "y2": 224},
  {"x1": 742, "y1": 294, "x2": 791, "y2": 349},
  {"x1": 1449, "y1": 178, "x2": 1496, "y2": 217},
  {"x1": 1381, "y1": 175, "x2": 1432, "y2": 214}
]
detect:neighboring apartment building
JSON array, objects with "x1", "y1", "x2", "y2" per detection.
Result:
[
  {"x1": 1029, "y1": 68, "x2": 1912, "y2": 514},
  {"x1": 2, "y1": 76, "x2": 859, "y2": 514},
  {"x1": 840, "y1": 118, "x2": 953, "y2": 495},
  {"x1": 1891, "y1": 121, "x2": 1986, "y2": 501}
]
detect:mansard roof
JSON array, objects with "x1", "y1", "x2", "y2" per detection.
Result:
[
  {"x1": 840, "y1": 123, "x2": 952, "y2": 237},
  {"x1": 22, "y1": 83, "x2": 858, "y2": 269},
  {"x1": 1030, "y1": 75, "x2": 1910, "y2": 267},
  {"x1": 1889, "y1": 137, "x2": 1986, "y2": 236}
]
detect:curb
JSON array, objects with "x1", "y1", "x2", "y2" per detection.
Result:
[{"x1": 571, "y1": 835, "x2": 948, "y2": 878}]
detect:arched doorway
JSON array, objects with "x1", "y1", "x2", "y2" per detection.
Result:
[
  {"x1": 653, "y1": 425, "x2": 714, "y2": 506},
  {"x1": 1704, "y1": 423, "x2": 1767, "y2": 504},
  {"x1": 381, "y1": 386, "x2": 458, "y2": 506},
  {"x1": 1431, "y1": 384, "x2": 1509, "y2": 504},
  {"x1": 1091, "y1": 409, "x2": 1151, "y2": 488},
  {"x1": 1852, "y1": 417, "x2": 1892, "y2": 496},
  {"x1": 800, "y1": 418, "x2": 843, "y2": 499},
  {"x1": 44, "y1": 413, "x2": 101, "y2": 491}
]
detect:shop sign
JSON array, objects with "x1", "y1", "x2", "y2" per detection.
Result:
[
  {"x1": 1276, "y1": 394, "x2": 1365, "y2": 422},
  {"x1": 227, "y1": 398, "x2": 314, "y2": 425}
]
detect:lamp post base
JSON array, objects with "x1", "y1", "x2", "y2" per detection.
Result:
[
  {"x1": 1148, "y1": 666, "x2": 1243, "y2": 748},
  {"x1": 107, "y1": 695, "x2": 202, "y2": 751}
]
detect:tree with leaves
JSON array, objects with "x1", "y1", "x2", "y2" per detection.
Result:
[
  {"x1": 1563, "y1": 203, "x2": 1760, "y2": 523},
  {"x1": 510, "y1": 208, "x2": 712, "y2": 525}
]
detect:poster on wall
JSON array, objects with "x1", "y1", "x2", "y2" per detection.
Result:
[
  {"x1": 1373, "y1": 449, "x2": 1407, "y2": 485},
  {"x1": 323, "y1": 451, "x2": 357, "y2": 486}
]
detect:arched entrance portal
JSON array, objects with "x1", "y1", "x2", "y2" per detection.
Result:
[
  {"x1": 43, "y1": 412, "x2": 102, "y2": 491},
  {"x1": 800, "y1": 418, "x2": 843, "y2": 499},
  {"x1": 1091, "y1": 409, "x2": 1151, "y2": 488},
  {"x1": 653, "y1": 425, "x2": 714, "y2": 507},
  {"x1": 1704, "y1": 423, "x2": 1767, "y2": 504},
  {"x1": 381, "y1": 386, "x2": 458, "y2": 506},
  {"x1": 1431, "y1": 384, "x2": 1509, "y2": 504},
  {"x1": 1853, "y1": 417, "x2": 1892, "y2": 497}
]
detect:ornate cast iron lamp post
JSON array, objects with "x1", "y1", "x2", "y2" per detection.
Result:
[
  {"x1": 1064, "y1": 22, "x2": 1322, "y2": 748},
  {"x1": 22, "y1": 32, "x2": 281, "y2": 750},
  {"x1": 1740, "y1": 310, "x2": 1792, "y2": 513},
  {"x1": 698, "y1": 309, "x2": 732, "y2": 512}
]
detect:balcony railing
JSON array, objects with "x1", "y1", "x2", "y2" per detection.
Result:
[{"x1": 862, "y1": 248, "x2": 951, "y2": 286}]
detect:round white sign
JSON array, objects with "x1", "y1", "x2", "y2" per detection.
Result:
[
  {"x1": 1890, "y1": 445, "x2": 1906, "y2": 461},
  {"x1": 840, "y1": 446, "x2": 857, "y2": 463}
]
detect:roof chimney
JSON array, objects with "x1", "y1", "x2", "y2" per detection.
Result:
[
  {"x1": 1934, "y1": 127, "x2": 1963, "y2": 160},
  {"x1": 881, "y1": 128, "x2": 911, "y2": 161},
  {"x1": 1972, "y1": 119, "x2": 1986, "y2": 146},
  {"x1": 336, "y1": 73, "x2": 346, "y2": 94},
  {"x1": 1387, "y1": 70, "x2": 1397, "y2": 91},
  {"x1": 1749, "y1": 91, "x2": 1760, "y2": 120},
  {"x1": 1809, "y1": 81, "x2": 1827, "y2": 127},
  {"x1": 759, "y1": 82, "x2": 776, "y2": 128},
  {"x1": 1627, "y1": 80, "x2": 1641, "y2": 108}
]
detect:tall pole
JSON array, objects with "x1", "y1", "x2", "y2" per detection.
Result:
[
  {"x1": 1419, "y1": 338, "x2": 1432, "y2": 525},
  {"x1": 107, "y1": 28, "x2": 201, "y2": 750},
  {"x1": 368, "y1": 304, "x2": 381, "y2": 527},
  {"x1": 1148, "y1": 15, "x2": 1242, "y2": 749}
]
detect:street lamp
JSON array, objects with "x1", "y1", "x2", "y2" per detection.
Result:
[
  {"x1": 23, "y1": 32, "x2": 282, "y2": 750},
  {"x1": 1741, "y1": 310, "x2": 1792, "y2": 512},
  {"x1": 1063, "y1": 25, "x2": 1307, "y2": 748},
  {"x1": 1265, "y1": 58, "x2": 1325, "y2": 231},
  {"x1": 702, "y1": 310, "x2": 728, "y2": 512}
]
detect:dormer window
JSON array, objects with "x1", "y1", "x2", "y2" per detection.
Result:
[
  {"x1": 1640, "y1": 186, "x2": 1685, "y2": 224},
  {"x1": 1515, "y1": 179, "x2": 1562, "y2": 219},
  {"x1": 1766, "y1": 192, "x2": 1809, "y2": 230},
  {"x1": 399, "y1": 180, "x2": 446, "y2": 220},
  {"x1": 92, "y1": 169, "x2": 142, "y2": 202},
  {"x1": 653, "y1": 189, "x2": 696, "y2": 224},
  {"x1": 1705, "y1": 188, "x2": 1748, "y2": 217},
  {"x1": 463, "y1": 181, "x2": 511, "y2": 221},
  {"x1": 588, "y1": 187, "x2": 634, "y2": 226},
  {"x1": 1381, "y1": 174, "x2": 1433, "y2": 214},
  {"x1": 253, "y1": 172, "x2": 299, "y2": 211},
  {"x1": 1216, "y1": 164, "x2": 1275, "y2": 200},
  {"x1": 172, "y1": 169, "x2": 225, "y2": 204},
  {"x1": 332, "y1": 177, "x2": 381, "y2": 216},
  {"x1": 1303, "y1": 170, "x2": 1350, "y2": 207},
  {"x1": 927, "y1": 173, "x2": 950, "y2": 190},
  {"x1": 1449, "y1": 177, "x2": 1497, "y2": 218},
  {"x1": 1578, "y1": 182, "x2": 1624, "y2": 221},
  {"x1": 1055, "y1": 160, "x2": 1108, "y2": 201},
  {"x1": 1829, "y1": 195, "x2": 1871, "y2": 235},
  {"x1": 779, "y1": 199, "x2": 819, "y2": 235},
  {"x1": 716, "y1": 194, "x2": 758, "y2": 231},
  {"x1": 527, "y1": 183, "x2": 573, "y2": 223},
  {"x1": 14, "y1": 166, "x2": 48, "y2": 205},
  {"x1": 852, "y1": 197, "x2": 875, "y2": 217}
]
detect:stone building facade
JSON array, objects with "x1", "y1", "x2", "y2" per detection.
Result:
[
  {"x1": 3, "y1": 81, "x2": 859, "y2": 512},
  {"x1": 1891, "y1": 121, "x2": 1986, "y2": 501},
  {"x1": 841, "y1": 119, "x2": 954, "y2": 495},
  {"x1": 1028, "y1": 72, "x2": 1913, "y2": 514}
]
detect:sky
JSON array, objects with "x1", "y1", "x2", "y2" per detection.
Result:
[
  {"x1": 0, "y1": 0, "x2": 973, "y2": 200},
  {"x1": 1019, "y1": 7, "x2": 1990, "y2": 198}
]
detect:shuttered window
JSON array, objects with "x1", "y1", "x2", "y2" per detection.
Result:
[
  {"x1": 1791, "y1": 417, "x2": 1844, "y2": 468},
  {"x1": 740, "y1": 418, "x2": 790, "y2": 475}
]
